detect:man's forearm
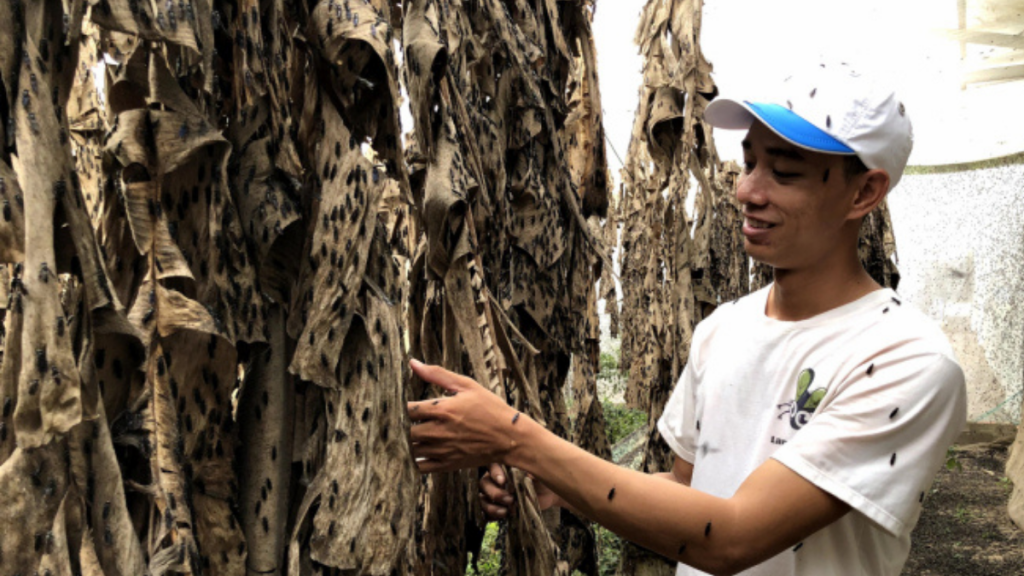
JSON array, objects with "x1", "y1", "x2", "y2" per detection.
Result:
[
  {"x1": 507, "y1": 416, "x2": 738, "y2": 575},
  {"x1": 554, "y1": 472, "x2": 682, "y2": 515}
]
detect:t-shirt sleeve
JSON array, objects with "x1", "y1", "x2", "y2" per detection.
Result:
[
  {"x1": 657, "y1": 360, "x2": 699, "y2": 464},
  {"x1": 772, "y1": 352, "x2": 967, "y2": 538}
]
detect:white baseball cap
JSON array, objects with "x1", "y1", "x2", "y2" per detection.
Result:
[{"x1": 705, "y1": 65, "x2": 913, "y2": 191}]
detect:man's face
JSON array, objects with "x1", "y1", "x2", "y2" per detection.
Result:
[{"x1": 737, "y1": 121, "x2": 862, "y2": 271}]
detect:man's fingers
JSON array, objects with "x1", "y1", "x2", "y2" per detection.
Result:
[
  {"x1": 410, "y1": 439, "x2": 452, "y2": 460},
  {"x1": 414, "y1": 458, "x2": 452, "y2": 474},
  {"x1": 410, "y1": 359, "x2": 475, "y2": 394},
  {"x1": 480, "y1": 473, "x2": 514, "y2": 505},
  {"x1": 480, "y1": 496, "x2": 508, "y2": 519},
  {"x1": 488, "y1": 462, "x2": 506, "y2": 486},
  {"x1": 406, "y1": 397, "x2": 451, "y2": 424},
  {"x1": 408, "y1": 419, "x2": 448, "y2": 443}
]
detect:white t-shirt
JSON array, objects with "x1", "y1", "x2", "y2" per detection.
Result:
[{"x1": 657, "y1": 284, "x2": 967, "y2": 576}]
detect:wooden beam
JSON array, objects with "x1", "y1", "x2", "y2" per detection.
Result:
[
  {"x1": 964, "y1": 63, "x2": 1024, "y2": 84},
  {"x1": 938, "y1": 29, "x2": 1024, "y2": 50},
  {"x1": 965, "y1": 0, "x2": 1024, "y2": 35},
  {"x1": 974, "y1": 51, "x2": 1024, "y2": 67}
]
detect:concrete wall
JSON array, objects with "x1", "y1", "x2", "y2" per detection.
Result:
[{"x1": 888, "y1": 153, "x2": 1024, "y2": 423}]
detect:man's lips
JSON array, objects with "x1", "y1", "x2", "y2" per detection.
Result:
[{"x1": 742, "y1": 216, "x2": 776, "y2": 239}]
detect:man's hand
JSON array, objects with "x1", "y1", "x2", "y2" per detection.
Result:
[
  {"x1": 479, "y1": 463, "x2": 562, "y2": 519},
  {"x1": 407, "y1": 360, "x2": 521, "y2": 473}
]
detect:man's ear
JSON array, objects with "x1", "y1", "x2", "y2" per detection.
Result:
[{"x1": 848, "y1": 169, "x2": 889, "y2": 220}]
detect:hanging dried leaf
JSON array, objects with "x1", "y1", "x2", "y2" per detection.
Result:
[
  {"x1": 403, "y1": 0, "x2": 612, "y2": 574},
  {"x1": 280, "y1": 1, "x2": 416, "y2": 574},
  {"x1": 616, "y1": 1, "x2": 748, "y2": 572}
]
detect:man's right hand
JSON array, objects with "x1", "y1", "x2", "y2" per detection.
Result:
[{"x1": 479, "y1": 463, "x2": 562, "y2": 519}]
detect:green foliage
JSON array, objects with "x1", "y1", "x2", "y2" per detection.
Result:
[
  {"x1": 466, "y1": 523, "x2": 502, "y2": 576},
  {"x1": 599, "y1": 350, "x2": 620, "y2": 375},
  {"x1": 945, "y1": 446, "x2": 963, "y2": 472},
  {"x1": 467, "y1": 522, "x2": 629, "y2": 576},
  {"x1": 603, "y1": 401, "x2": 647, "y2": 445},
  {"x1": 595, "y1": 525, "x2": 626, "y2": 576},
  {"x1": 953, "y1": 504, "x2": 972, "y2": 523}
]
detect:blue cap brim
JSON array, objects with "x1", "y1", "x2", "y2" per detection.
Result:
[{"x1": 744, "y1": 102, "x2": 854, "y2": 154}]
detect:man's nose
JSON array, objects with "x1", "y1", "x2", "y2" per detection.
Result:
[{"x1": 735, "y1": 170, "x2": 768, "y2": 207}]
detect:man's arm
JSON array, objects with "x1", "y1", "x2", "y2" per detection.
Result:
[
  {"x1": 510, "y1": 417, "x2": 849, "y2": 575},
  {"x1": 480, "y1": 457, "x2": 693, "y2": 519},
  {"x1": 408, "y1": 361, "x2": 850, "y2": 576}
]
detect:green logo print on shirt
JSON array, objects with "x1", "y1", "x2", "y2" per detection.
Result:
[{"x1": 777, "y1": 368, "x2": 827, "y2": 430}]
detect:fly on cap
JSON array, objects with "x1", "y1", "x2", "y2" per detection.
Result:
[{"x1": 704, "y1": 64, "x2": 913, "y2": 192}]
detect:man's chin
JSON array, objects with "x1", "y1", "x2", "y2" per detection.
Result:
[
  {"x1": 743, "y1": 243, "x2": 774, "y2": 265},
  {"x1": 745, "y1": 246, "x2": 795, "y2": 273}
]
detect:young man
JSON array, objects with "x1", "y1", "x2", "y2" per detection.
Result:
[{"x1": 406, "y1": 67, "x2": 967, "y2": 575}]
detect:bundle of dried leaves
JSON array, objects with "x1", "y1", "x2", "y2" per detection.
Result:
[
  {"x1": 0, "y1": 0, "x2": 614, "y2": 575},
  {"x1": 402, "y1": 0, "x2": 612, "y2": 573}
]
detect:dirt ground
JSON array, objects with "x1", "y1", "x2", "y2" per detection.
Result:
[{"x1": 903, "y1": 441, "x2": 1024, "y2": 575}]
